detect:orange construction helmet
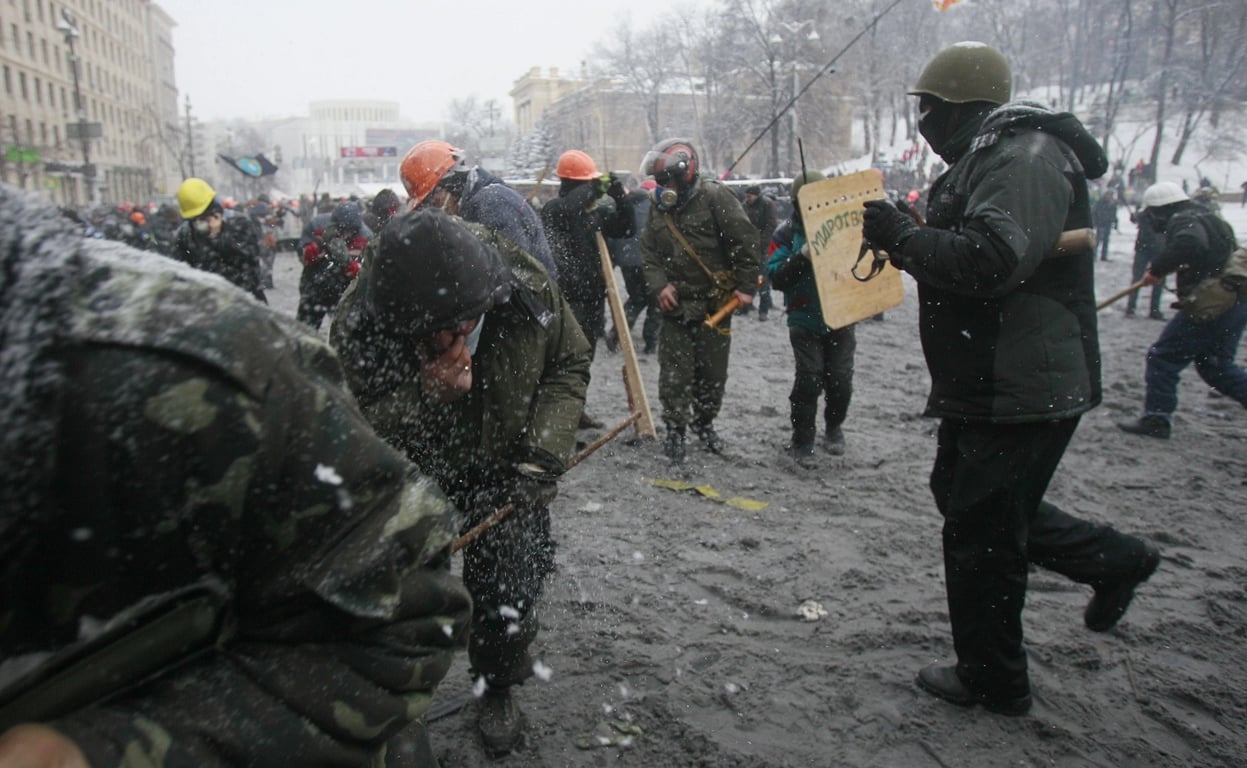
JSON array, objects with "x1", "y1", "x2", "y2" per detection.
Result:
[
  {"x1": 400, "y1": 140, "x2": 467, "y2": 207},
  {"x1": 555, "y1": 149, "x2": 600, "y2": 181}
]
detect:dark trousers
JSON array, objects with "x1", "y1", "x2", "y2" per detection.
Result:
[
  {"x1": 568, "y1": 297, "x2": 605, "y2": 362},
  {"x1": 620, "y1": 265, "x2": 660, "y2": 350},
  {"x1": 1126, "y1": 250, "x2": 1164, "y2": 316},
  {"x1": 658, "y1": 316, "x2": 731, "y2": 429},
  {"x1": 1095, "y1": 225, "x2": 1112, "y2": 260},
  {"x1": 461, "y1": 500, "x2": 555, "y2": 688},
  {"x1": 297, "y1": 260, "x2": 350, "y2": 331},
  {"x1": 788, "y1": 325, "x2": 855, "y2": 446},
  {"x1": 1143, "y1": 298, "x2": 1247, "y2": 416},
  {"x1": 931, "y1": 417, "x2": 1151, "y2": 699}
]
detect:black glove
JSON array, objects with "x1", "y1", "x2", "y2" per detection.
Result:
[
  {"x1": 862, "y1": 199, "x2": 920, "y2": 254},
  {"x1": 606, "y1": 173, "x2": 627, "y2": 200},
  {"x1": 508, "y1": 464, "x2": 559, "y2": 507}
]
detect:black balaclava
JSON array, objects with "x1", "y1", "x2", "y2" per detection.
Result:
[{"x1": 918, "y1": 96, "x2": 996, "y2": 164}]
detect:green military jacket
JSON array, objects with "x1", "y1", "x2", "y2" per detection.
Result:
[
  {"x1": 640, "y1": 178, "x2": 760, "y2": 323},
  {"x1": 0, "y1": 212, "x2": 470, "y2": 767},
  {"x1": 330, "y1": 220, "x2": 591, "y2": 515}
]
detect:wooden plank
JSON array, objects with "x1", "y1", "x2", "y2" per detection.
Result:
[
  {"x1": 596, "y1": 233, "x2": 657, "y2": 439},
  {"x1": 796, "y1": 170, "x2": 904, "y2": 329}
]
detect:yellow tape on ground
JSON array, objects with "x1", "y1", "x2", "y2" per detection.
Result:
[{"x1": 645, "y1": 478, "x2": 768, "y2": 511}]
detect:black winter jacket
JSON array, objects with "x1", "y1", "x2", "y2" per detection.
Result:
[{"x1": 892, "y1": 102, "x2": 1106, "y2": 423}]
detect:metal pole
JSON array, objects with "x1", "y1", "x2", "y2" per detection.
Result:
[
  {"x1": 63, "y1": 20, "x2": 93, "y2": 204},
  {"x1": 185, "y1": 95, "x2": 195, "y2": 177}
]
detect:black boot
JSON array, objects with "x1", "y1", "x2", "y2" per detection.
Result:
[
  {"x1": 1117, "y1": 415, "x2": 1170, "y2": 439},
  {"x1": 692, "y1": 423, "x2": 725, "y2": 454},
  {"x1": 916, "y1": 663, "x2": 1032, "y2": 716},
  {"x1": 1085, "y1": 542, "x2": 1161, "y2": 632},
  {"x1": 822, "y1": 426, "x2": 846, "y2": 456},
  {"x1": 478, "y1": 686, "x2": 525, "y2": 756},
  {"x1": 663, "y1": 425, "x2": 686, "y2": 463}
]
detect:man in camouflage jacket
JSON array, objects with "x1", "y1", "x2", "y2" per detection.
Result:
[
  {"x1": 331, "y1": 209, "x2": 591, "y2": 755},
  {"x1": 0, "y1": 184, "x2": 470, "y2": 767}
]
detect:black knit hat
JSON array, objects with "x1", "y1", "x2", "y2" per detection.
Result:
[
  {"x1": 367, "y1": 209, "x2": 511, "y2": 336},
  {"x1": 744, "y1": 185, "x2": 761, "y2": 196}
]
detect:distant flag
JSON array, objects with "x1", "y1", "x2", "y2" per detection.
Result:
[
  {"x1": 218, "y1": 153, "x2": 279, "y2": 177},
  {"x1": 933, "y1": 0, "x2": 963, "y2": 9}
]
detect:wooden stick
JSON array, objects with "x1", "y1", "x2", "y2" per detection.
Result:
[
  {"x1": 595, "y1": 233, "x2": 656, "y2": 438},
  {"x1": 704, "y1": 296, "x2": 743, "y2": 328},
  {"x1": 451, "y1": 412, "x2": 643, "y2": 552},
  {"x1": 1097, "y1": 278, "x2": 1149, "y2": 310},
  {"x1": 524, "y1": 165, "x2": 550, "y2": 205}
]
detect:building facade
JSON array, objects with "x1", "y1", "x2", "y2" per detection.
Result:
[
  {"x1": 509, "y1": 65, "x2": 853, "y2": 183},
  {"x1": 1, "y1": 0, "x2": 181, "y2": 205}
]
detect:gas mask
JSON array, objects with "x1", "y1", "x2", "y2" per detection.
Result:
[
  {"x1": 651, "y1": 187, "x2": 679, "y2": 211},
  {"x1": 192, "y1": 219, "x2": 212, "y2": 235}
]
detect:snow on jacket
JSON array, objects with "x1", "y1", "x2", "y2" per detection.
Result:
[
  {"x1": 892, "y1": 102, "x2": 1107, "y2": 423},
  {"x1": 330, "y1": 218, "x2": 590, "y2": 510},
  {"x1": 458, "y1": 167, "x2": 559, "y2": 279}
]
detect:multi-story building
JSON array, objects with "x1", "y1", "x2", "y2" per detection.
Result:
[
  {"x1": 1, "y1": 0, "x2": 179, "y2": 205},
  {"x1": 267, "y1": 99, "x2": 439, "y2": 196},
  {"x1": 509, "y1": 65, "x2": 852, "y2": 182}
]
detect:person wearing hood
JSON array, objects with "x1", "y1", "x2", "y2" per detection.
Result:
[
  {"x1": 541, "y1": 150, "x2": 636, "y2": 428},
  {"x1": 0, "y1": 184, "x2": 470, "y2": 768},
  {"x1": 400, "y1": 140, "x2": 558, "y2": 279},
  {"x1": 171, "y1": 178, "x2": 267, "y2": 302},
  {"x1": 329, "y1": 209, "x2": 590, "y2": 757},
  {"x1": 1117, "y1": 182, "x2": 1247, "y2": 439},
  {"x1": 861, "y1": 42, "x2": 1159, "y2": 717},
  {"x1": 639, "y1": 138, "x2": 759, "y2": 462}
]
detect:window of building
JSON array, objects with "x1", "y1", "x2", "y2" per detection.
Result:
[
  {"x1": 41, "y1": 37, "x2": 46, "y2": 64},
  {"x1": 47, "y1": 79, "x2": 53, "y2": 106},
  {"x1": 27, "y1": 30, "x2": 33, "y2": 58},
  {"x1": 33, "y1": 75, "x2": 40, "y2": 104},
  {"x1": 11, "y1": 24, "x2": 18, "y2": 52},
  {"x1": 53, "y1": 124, "x2": 59, "y2": 146},
  {"x1": 36, "y1": 0, "x2": 43, "y2": 23},
  {"x1": 40, "y1": 121, "x2": 46, "y2": 146},
  {"x1": 19, "y1": 70, "x2": 27, "y2": 100},
  {"x1": 53, "y1": 44, "x2": 59, "y2": 73},
  {"x1": 2, "y1": 65, "x2": 10, "y2": 96},
  {"x1": 23, "y1": 0, "x2": 31, "y2": 23},
  {"x1": 25, "y1": 118, "x2": 33, "y2": 144}
]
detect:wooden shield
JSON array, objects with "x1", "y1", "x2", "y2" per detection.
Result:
[{"x1": 796, "y1": 170, "x2": 904, "y2": 329}]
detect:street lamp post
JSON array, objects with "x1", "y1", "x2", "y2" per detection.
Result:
[{"x1": 57, "y1": 10, "x2": 95, "y2": 204}]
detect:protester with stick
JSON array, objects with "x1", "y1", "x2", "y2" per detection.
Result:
[
  {"x1": 861, "y1": 42, "x2": 1159, "y2": 716},
  {"x1": 639, "y1": 138, "x2": 758, "y2": 462},
  {"x1": 1118, "y1": 182, "x2": 1247, "y2": 439},
  {"x1": 330, "y1": 209, "x2": 590, "y2": 756}
]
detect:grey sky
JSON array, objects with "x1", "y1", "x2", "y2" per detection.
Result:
[{"x1": 159, "y1": 0, "x2": 684, "y2": 124}]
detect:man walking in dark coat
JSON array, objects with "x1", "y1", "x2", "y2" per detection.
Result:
[
  {"x1": 171, "y1": 177, "x2": 266, "y2": 302},
  {"x1": 861, "y1": 42, "x2": 1159, "y2": 716}
]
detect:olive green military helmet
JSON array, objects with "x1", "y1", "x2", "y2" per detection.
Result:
[
  {"x1": 909, "y1": 41, "x2": 1011, "y2": 105},
  {"x1": 790, "y1": 170, "x2": 826, "y2": 200}
]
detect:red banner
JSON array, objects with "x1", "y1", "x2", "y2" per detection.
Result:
[{"x1": 339, "y1": 146, "x2": 398, "y2": 158}]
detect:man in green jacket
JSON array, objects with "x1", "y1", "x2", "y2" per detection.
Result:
[
  {"x1": 861, "y1": 42, "x2": 1159, "y2": 717},
  {"x1": 0, "y1": 184, "x2": 470, "y2": 767},
  {"x1": 331, "y1": 209, "x2": 591, "y2": 756},
  {"x1": 639, "y1": 138, "x2": 759, "y2": 462}
]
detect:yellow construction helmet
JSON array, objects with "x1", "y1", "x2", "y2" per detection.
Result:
[{"x1": 176, "y1": 177, "x2": 216, "y2": 219}]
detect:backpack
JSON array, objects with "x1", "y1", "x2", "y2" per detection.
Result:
[{"x1": 1177, "y1": 215, "x2": 1245, "y2": 322}]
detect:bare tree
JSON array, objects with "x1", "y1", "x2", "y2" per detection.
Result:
[
  {"x1": 1167, "y1": 0, "x2": 1247, "y2": 165},
  {"x1": 597, "y1": 19, "x2": 679, "y2": 144}
]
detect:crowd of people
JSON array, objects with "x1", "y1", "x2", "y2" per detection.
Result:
[{"x1": 2, "y1": 40, "x2": 1244, "y2": 768}]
